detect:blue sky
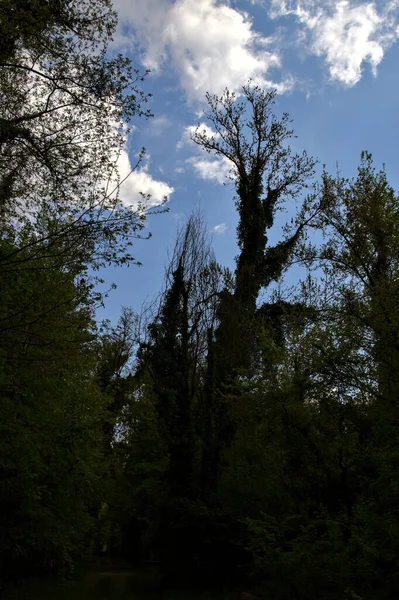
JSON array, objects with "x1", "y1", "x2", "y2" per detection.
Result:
[{"x1": 97, "y1": 0, "x2": 399, "y2": 324}]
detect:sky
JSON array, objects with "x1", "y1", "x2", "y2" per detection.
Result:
[{"x1": 97, "y1": 0, "x2": 399, "y2": 324}]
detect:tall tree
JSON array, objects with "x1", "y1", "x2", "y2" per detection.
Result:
[
  {"x1": 0, "y1": 240, "x2": 107, "y2": 584},
  {"x1": 139, "y1": 213, "x2": 225, "y2": 498},
  {"x1": 299, "y1": 153, "x2": 399, "y2": 411},
  {"x1": 0, "y1": 0, "x2": 159, "y2": 275},
  {"x1": 0, "y1": 1, "x2": 165, "y2": 585},
  {"x1": 192, "y1": 84, "x2": 316, "y2": 495},
  {"x1": 127, "y1": 214, "x2": 227, "y2": 583},
  {"x1": 192, "y1": 84, "x2": 315, "y2": 316},
  {"x1": 274, "y1": 152, "x2": 399, "y2": 599}
]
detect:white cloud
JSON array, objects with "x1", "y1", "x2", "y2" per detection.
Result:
[
  {"x1": 186, "y1": 155, "x2": 232, "y2": 184},
  {"x1": 112, "y1": 148, "x2": 174, "y2": 209},
  {"x1": 181, "y1": 122, "x2": 232, "y2": 184},
  {"x1": 269, "y1": 0, "x2": 399, "y2": 86},
  {"x1": 177, "y1": 123, "x2": 220, "y2": 150},
  {"x1": 114, "y1": 0, "x2": 293, "y2": 100},
  {"x1": 212, "y1": 222, "x2": 227, "y2": 234}
]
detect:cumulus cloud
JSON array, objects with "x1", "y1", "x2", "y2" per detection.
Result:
[
  {"x1": 112, "y1": 148, "x2": 174, "y2": 209},
  {"x1": 268, "y1": 0, "x2": 399, "y2": 86},
  {"x1": 179, "y1": 122, "x2": 232, "y2": 185},
  {"x1": 212, "y1": 222, "x2": 227, "y2": 234},
  {"x1": 113, "y1": 0, "x2": 293, "y2": 100},
  {"x1": 176, "y1": 123, "x2": 220, "y2": 150},
  {"x1": 186, "y1": 155, "x2": 232, "y2": 184}
]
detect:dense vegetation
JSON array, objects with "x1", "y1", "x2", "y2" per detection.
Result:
[{"x1": 1, "y1": 2, "x2": 399, "y2": 600}]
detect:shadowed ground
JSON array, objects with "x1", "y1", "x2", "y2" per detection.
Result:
[{"x1": 4, "y1": 563, "x2": 238, "y2": 600}]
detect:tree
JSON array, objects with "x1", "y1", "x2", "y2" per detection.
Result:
[
  {"x1": 298, "y1": 153, "x2": 399, "y2": 409},
  {"x1": 192, "y1": 83, "x2": 316, "y2": 315},
  {"x1": 0, "y1": 240, "x2": 108, "y2": 585},
  {"x1": 139, "y1": 212, "x2": 226, "y2": 498},
  {"x1": 0, "y1": 0, "x2": 160, "y2": 275},
  {"x1": 191, "y1": 84, "x2": 316, "y2": 496},
  {"x1": 120, "y1": 213, "x2": 228, "y2": 584},
  {"x1": 0, "y1": 1, "x2": 169, "y2": 586},
  {"x1": 294, "y1": 153, "x2": 399, "y2": 598},
  {"x1": 231, "y1": 153, "x2": 399, "y2": 600}
]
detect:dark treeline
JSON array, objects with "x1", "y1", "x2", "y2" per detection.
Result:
[{"x1": 1, "y1": 2, "x2": 399, "y2": 600}]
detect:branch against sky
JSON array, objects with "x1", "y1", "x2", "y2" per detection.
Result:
[
  {"x1": 191, "y1": 82, "x2": 316, "y2": 311},
  {"x1": 0, "y1": 0, "x2": 173, "y2": 270}
]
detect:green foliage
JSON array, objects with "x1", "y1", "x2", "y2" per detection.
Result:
[
  {"x1": 0, "y1": 0, "x2": 156, "y2": 586},
  {"x1": 0, "y1": 238, "x2": 108, "y2": 581}
]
